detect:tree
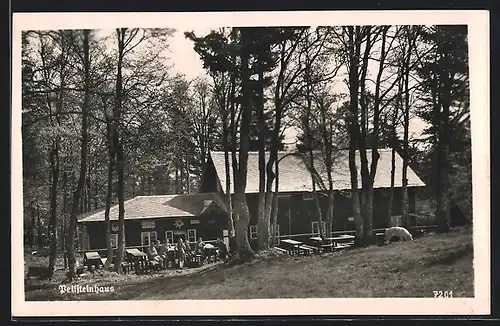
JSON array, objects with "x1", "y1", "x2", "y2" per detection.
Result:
[
  {"x1": 416, "y1": 25, "x2": 469, "y2": 233},
  {"x1": 186, "y1": 27, "x2": 240, "y2": 247},
  {"x1": 186, "y1": 27, "x2": 256, "y2": 260},
  {"x1": 66, "y1": 29, "x2": 92, "y2": 280},
  {"x1": 344, "y1": 26, "x2": 364, "y2": 244}
]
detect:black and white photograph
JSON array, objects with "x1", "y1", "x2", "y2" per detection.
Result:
[{"x1": 11, "y1": 10, "x2": 490, "y2": 316}]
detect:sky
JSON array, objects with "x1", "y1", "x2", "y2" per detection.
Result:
[
  {"x1": 166, "y1": 28, "x2": 428, "y2": 150},
  {"x1": 167, "y1": 29, "x2": 211, "y2": 80}
]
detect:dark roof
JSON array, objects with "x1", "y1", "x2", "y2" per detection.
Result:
[
  {"x1": 208, "y1": 148, "x2": 426, "y2": 194},
  {"x1": 77, "y1": 193, "x2": 227, "y2": 223}
]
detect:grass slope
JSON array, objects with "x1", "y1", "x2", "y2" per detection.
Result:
[{"x1": 24, "y1": 226, "x2": 473, "y2": 300}]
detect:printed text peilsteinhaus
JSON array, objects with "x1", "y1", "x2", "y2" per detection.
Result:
[{"x1": 59, "y1": 284, "x2": 115, "y2": 295}]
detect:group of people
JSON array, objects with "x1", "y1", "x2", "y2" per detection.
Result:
[{"x1": 146, "y1": 236, "x2": 229, "y2": 269}]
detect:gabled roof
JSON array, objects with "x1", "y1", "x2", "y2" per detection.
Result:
[
  {"x1": 77, "y1": 193, "x2": 227, "y2": 223},
  {"x1": 208, "y1": 148, "x2": 426, "y2": 194}
]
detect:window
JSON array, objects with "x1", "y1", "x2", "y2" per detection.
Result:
[
  {"x1": 187, "y1": 229, "x2": 196, "y2": 243},
  {"x1": 303, "y1": 193, "x2": 314, "y2": 201},
  {"x1": 311, "y1": 221, "x2": 326, "y2": 235},
  {"x1": 165, "y1": 230, "x2": 174, "y2": 245},
  {"x1": 141, "y1": 231, "x2": 157, "y2": 246},
  {"x1": 141, "y1": 220, "x2": 155, "y2": 229},
  {"x1": 110, "y1": 234, "x2": 118, "y2": 248},
  {"x1": 249, "y1": 225, "x2": 258, "y2": 240}
]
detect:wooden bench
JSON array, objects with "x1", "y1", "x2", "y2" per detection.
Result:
[
  {"x1": 274, "y1": 247, "x2": 289, "y2": 254},
  {"x1": 334, "y1": 243, "x2": 352, "y2": 250},
  {"x1": 298, "y1": 245, "x2": 314, "y2": 255},
  {"x1": 300, "y1": 244, "x2": 319, "y2": 255}
]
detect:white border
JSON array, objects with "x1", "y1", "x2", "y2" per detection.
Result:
[{"x1": 11, "y1": 10, "x2": 490, "y2": 317}]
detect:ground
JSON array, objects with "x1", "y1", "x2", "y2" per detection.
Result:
[{"x1": 24, "y1": 226, "x2": 473, "y2": 300}]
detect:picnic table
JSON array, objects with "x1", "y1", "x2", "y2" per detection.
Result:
[
  {"x1": 84, "y1": 251, "x2": 102, "y2": 271},
  {"x1": 280, "y1": 239, "x2": 304, "y2": 256},
  {"x1": 125, "y1": 248, "x2": 149, "y2": 273},
  {"x1": 329, "y1": 235, "x2": 355, "y2": 250}
]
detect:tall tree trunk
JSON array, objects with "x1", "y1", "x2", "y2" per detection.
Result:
[
  {"x1": 266, "y1": 97, "x2": 281, "y2": 248},
  {"x1": 180, "y1": 157, "x2": 185, "y2": 193},
  {"x1": 104, "y1": 104, "x2": 115, "y2": 270},
  {"x1": 66, "y1": 30, "x2": 91, "y2": 281},
  {"x1": 401, "y1": 71, "x2": 410, "y2": 229},
  {"x1": 31, "y1": 205, "x2": 37, "y2": 249},
  {"x1": 232, "y1": 28, "x2": 255, "y2": 261},
  {"x1": 48, "y1": 138, "x2": 60, "y2": 273},
  {"x1": 86, "y1": 175, "x2": 92, "y2": 212},
  {"x1": 47, "y1": 31, "x2": 66, "y2": 273},
  {"x1": 94, "y1": 160, "x2": 99, "y2": 209},
  {"x1": 388, "y1": 118, "x2": 397, "y2": 225},
  {"x1": 113, "y1": 28, "x2": 126, "y2": 273},
  {"x1": 436, "y1": 75, "x2": 451, "y2": 233},
  {"x1": 256, "y1": 68, "x2": 268, "y2": 251},
  {"x1": 303, "y1": 32, "x2": 324, "y2": 239},
  {"x1": 222, "y1": 115, "x2": 235, "y2": 238},
  {"x1": 270, "y1": 158, "x2": 279, "y2": 244},
  {"x1": 36, "y1": 204, "x2": 42, "y2": 248},
  {"x1": 358, "y1": 27, "x2": 375, "y2": 245},
  {"x1": 175, "y1": 168, "x2": 180, "y2": 193},
  {"x1": 347, "y1": 26, "x2": 363, "y2": 245}
]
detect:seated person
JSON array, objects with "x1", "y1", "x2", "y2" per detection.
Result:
[
  {"x1": 147, "y1": 242, "x2": 164, "y2": 267},
  {"x1": 157, "y1": 240, "x2": 169, "y2": 267},
  {"x1": 195, "y1": 237, "x2": 206, "y2": 254},
  {"x1": 194, "y1": 237, "x2": 206, "y2": 260}
]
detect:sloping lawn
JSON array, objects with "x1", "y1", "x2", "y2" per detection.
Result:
[{"x1": 24, "y1": 227, "x2": 473, "y2": 300}]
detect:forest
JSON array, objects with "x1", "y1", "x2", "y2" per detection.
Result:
[{"x1": 21, "y1": 25, "x2": 471, "y2": 280}]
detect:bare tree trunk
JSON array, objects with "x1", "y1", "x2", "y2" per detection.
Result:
[
  {"x1": 175, "y1": 168, "x2": 180, "y2": 193},
  {"x1": 48, "y1": 139, "x2": 59, "y2": 273},
  {"x1": 67, "y1": 29, "x2": 90, "y2": 281},
  {"x1": 436, "y1": 77, "x2": 451, "y2": 233},
  {"x1": 232, "y1": 28, "x2": 255, "y2": 261},
  {"x1": 31, "y1": 206, "x2": 37, "y2": 250},
  {"x1": 186, "y1": 150, "x2": 191, "y2": 193},
  {"x1": 37, "y1": 205, "x2": 42, "y2": 249},
  {"x1": 222, "y1": 114, "x2": 235, "y2": 238},
  {"x1": 104, "y1": 103, "x2": 115, "y2": 270},
  {"x1": 47, "y1": 32, "x2": 66, "y2": 273},
  {"x1": 346, "y1": 26, "x2": 363, "y2": 244},
  {"x1": 270, "y1": 158, "x2": 279, "y2": 245},
  {"x1": 256, "y1": 68, "x2": 269, "y2": 251},
  {"x1": 113, "y1": 28, "x2": 126, "y2": 273},
  {"x1": 358, "y1": 27, "x2": 376, "y2": 245}
]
